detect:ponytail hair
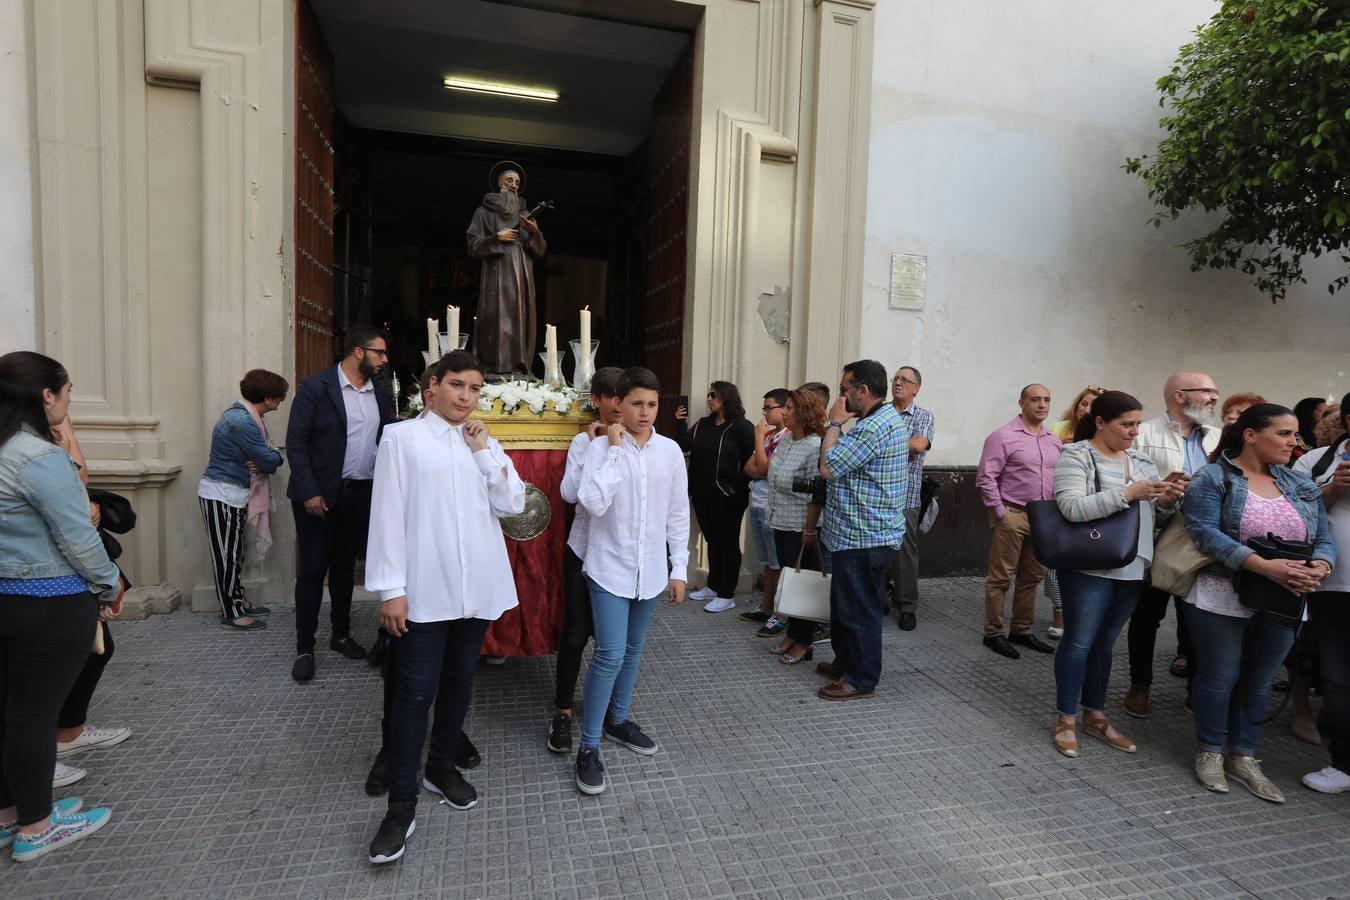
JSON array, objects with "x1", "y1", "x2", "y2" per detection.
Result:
[
  {"x1": 0, "y1": 351, "x2": 69, "y2": 448},
  {"x1": 1072, "y1": 390, "x2": 1143, "y2": 443},
  {"x1": 1210, "y1": 402, "x2": 1295, "y2": 463}
]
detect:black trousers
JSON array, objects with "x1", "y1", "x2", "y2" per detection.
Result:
[
  {"x1": 58, "y1": 622, "x2": 112, "y2": 730},
  {"x1": 774, "y1": 529, "x2": 822, "y2": 645},
  {"x1": 691, "y1": 492, "x2": 749, "y2": 599},
  {"x1": 1127, "y1": 584, "x2": 1194, "y2": 687},
  {"x1": 387, "y1": 618, "x2": 489, "y2": 806},
  {"x1": 553, "y1": 546, "x2": 593, "y2": 710},
  {"x1": 292, "y1": 483, "x2": 372, "y2": 654},
  {"x1": 0, "y1": 592, "x2": 98, "y2": 825}
]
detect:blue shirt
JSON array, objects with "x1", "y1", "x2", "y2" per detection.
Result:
[
  {"x1": 896, "y1": 403, "x2": 935, "y2": 509},
  {"x1": 1182, "y1": 427, "x2": 1208, "y2": 476},
  {"x1": 821, "y1": 403, "x2": 909, "y2": 552}
]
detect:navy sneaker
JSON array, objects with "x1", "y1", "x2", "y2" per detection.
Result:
[
  {"x1": 422, "y1": 765, "x2": 477, "y2": 810},
  {"x1": 603, "y1": 719, "x2": 658, "y2": 756},
  {"x1": 368, "y1": 802, "x2": 415, "y2": 865},
  {"x1": 547, "y1": 712, "x2": 573, "y2": 754},
  {"x1": 575, "y1": 747, "x2": 606, "y2": 795}
]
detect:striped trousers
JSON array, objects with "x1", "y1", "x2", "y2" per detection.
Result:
[{"x1": 200, "y1": 497, "x2": 248, "y2": 620}]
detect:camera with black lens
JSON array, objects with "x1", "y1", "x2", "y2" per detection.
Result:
[{"x1": 791, "y1": 474, "x2": 827, "y2": 506}]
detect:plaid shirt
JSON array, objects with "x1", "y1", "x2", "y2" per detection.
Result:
[
  {"x1": 821, "y1": 403, "x2": 910, "y2": 551},
  {"x1": 895, "y1": 403, "x2": 934, "y2": 509}
]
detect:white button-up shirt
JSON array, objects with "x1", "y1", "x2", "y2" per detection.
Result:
[
  {"x1": 364, "y1": 412, "x2": 526, "y2": 623},
  {"x1": 337, "y1": 365, "x2": 380, "y2": 479},
  {"x1": 578, "y1": 431, "x2": 689, "y2": 600},
  {"x1": 560, "y1": 430, "x2": 597, "y2": 558}
]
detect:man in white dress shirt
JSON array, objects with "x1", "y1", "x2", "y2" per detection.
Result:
[
  {"x1": 363, "y1": 351, "x2": 525, "y2": 865},
  {"x1": 573, "y1": 367, "x2": 689, "y2": 796}
]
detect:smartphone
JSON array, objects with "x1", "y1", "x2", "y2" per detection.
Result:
[
  {"x1": 677, "y1": 394, "x2": 689, "y2": 413},
  {"x1": 1162, "y1": 471, "x2": 1186, "y2": 483}
]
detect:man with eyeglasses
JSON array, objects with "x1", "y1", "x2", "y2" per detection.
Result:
[
  {"x1": 1126, "y1": 371, "x2": 1222, "y2": 717},
  {"x1": 285, "y1": 325, "x2": 397, "y2": 682},
  {"x1": 888, "y1": 367, "x2": 935, "y2": 631},
  {"x1": 741, "y1": 388, "x2": 791, "y2": 631}
]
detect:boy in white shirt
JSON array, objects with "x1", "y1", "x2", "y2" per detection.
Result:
[
  {"x1": 574, "y1": 367, "x2": 689, "y2": 795},
  {"x1": 363, "y1": 351, "x2": 525, "y2": 864},
  {"x1": 548, "y1": 366, "x2": 625, "y2": 754}
]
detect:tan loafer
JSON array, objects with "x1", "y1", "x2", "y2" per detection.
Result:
[{"x1": 1083, "y1": 716, "x2": 1136, "y2": 753}]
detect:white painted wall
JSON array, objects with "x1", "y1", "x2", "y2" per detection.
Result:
[
  {"x1": 0, "y1": 0, "x2": 36, "y2": 353},
  {"x1": 861, "y1": 1, "x2": 1350, "y2": 464}
]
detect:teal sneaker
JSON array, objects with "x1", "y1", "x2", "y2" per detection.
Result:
[
  {"x1": 0, "y1": 797, "x2": 83, "y2": 849},
  {"x1": 11, "y1": 806, "x2": 110, "y2": 861}
]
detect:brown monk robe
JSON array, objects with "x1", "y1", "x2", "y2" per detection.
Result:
[{"x1": 466, "y1": 171, "x2": 547, "y2": 375}]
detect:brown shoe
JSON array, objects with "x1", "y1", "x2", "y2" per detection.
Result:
[
  {"x1": 1053, "y1": 719, "x2": 1078, "y2": 758},
  {"x1": 818, "y1": 681, "x2": 873, "y2": 702},
  {"x1": 1083, "y1": 715, "x2": 1137, "y2": 753},
  {"x1": 1291, "y1": 715, "x2": 1322, "y2": 745},
  {"x1": 1123, "y1": 685, "x2": 1149, "y2": 719},
  {"x1": 815, "y1": 661, "x2": 840, "y2": 680}
]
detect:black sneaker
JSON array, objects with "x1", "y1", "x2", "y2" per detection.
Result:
[
  {"x1": 575, "y1": 747, "x2": 606, "y2": 795},
  {"x1": 603, "y1": 719, "x2": 658, "y2": 756},
  {"x1": 454, "y1": 734, "x2": 482, "y2": 770},
  {"x1": 364, "y1": 748, "x2": 389, "y2": 797},
  {"x1": 547, "y1": 712, "x2": 573, "y2": 754},
  {"x1": 368, "y1": 802, "x2": 415, "y2": 865},
  {"x1": 422, "y1": 764, "x2": 478, "y2": 810},
  {"x1": 330, "y1": 635, "x2": 368, "y2": 660},
  {"x1": 291, "y1": 652, "x2": 316, "y2": 682},
  {"x1": 738, "y1": 609, "x2": 771, "y2": 623}
]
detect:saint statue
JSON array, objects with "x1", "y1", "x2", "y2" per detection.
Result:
[{"x1": 466, "y1": 162, "x2": 547, "y2": 375}]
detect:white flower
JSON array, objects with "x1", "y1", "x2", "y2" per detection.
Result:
[
  {"x1": 555, "y1": 397, "x2": 572, "y2": 415},
  {"x1": 477, "y1": 396, "x2": 494, "y2": 412}
]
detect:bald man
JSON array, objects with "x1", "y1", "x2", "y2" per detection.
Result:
[
  {"x1": 1125, "y1": 371, "x2": 1221, "y2": 717},
  {"x1": 975, "y1": 384, "x2": 1063, "y2": 659}
]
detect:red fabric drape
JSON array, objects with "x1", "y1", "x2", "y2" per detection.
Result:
[{"x1": 481, "y1": 448, "x2": 570, "y2": 657}]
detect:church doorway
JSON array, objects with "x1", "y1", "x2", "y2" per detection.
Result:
[{"x1": 296, "y1": 0, "x2": 698, "y2": 431}]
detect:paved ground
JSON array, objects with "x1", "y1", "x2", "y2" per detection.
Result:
[{"x1": 9, "y1": 576, "x2": 1349, "y2": 898}]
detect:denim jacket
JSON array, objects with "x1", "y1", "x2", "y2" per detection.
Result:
[
  {"x1": 1184, "y1": 450, "x2": 1336, "y2": 578},
  {"x1": 0, "y1": 425, "x2": 120, "y2": 589},
  {"x1": 202, "y1": 403, "x2": 284, "y2": 489}
]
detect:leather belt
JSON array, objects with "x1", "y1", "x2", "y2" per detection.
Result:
[
  {"x1": 342, "y1": 478, "x2": 373, "y2": 490},
  {"x1": 1004, "y1": 501, "x2": 1026, "y2": 512}
]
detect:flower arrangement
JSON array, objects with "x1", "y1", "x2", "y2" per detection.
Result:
[{"x1": 478, "y1": 379, "x2": 591, "y2": 417}]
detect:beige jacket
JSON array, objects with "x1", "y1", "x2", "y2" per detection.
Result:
[{"x1": 1135, "y1": 414, "x2": 1220, "y2": 478}]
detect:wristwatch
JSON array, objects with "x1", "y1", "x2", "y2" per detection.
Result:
[{"x1": 826, "y1": 420, "x2": 845, "y2": 430}]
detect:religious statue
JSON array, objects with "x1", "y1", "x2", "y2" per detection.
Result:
[{"x1": 466, "y1": 161, "x2": 548, "y2": 375}]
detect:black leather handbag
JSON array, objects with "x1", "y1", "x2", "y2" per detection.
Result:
[
  {"x1": 1028, "y1": 456, "x2": 1140, "y2": 571},
  {"x1": 1234, "y1": 532, "x2": 1314, "y2": 627}
]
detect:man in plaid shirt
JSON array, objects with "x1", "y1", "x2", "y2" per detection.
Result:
[
  {"x1": 817, "y1": 359, "x2": 909, "y2": 701},
  {"x1": 888, "y1": 366, "x2": 935, "y2": 632}
]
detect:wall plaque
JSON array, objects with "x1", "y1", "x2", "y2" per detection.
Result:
[{"x1": 889, "y1": 253, "x2": 926, "y2": 311}]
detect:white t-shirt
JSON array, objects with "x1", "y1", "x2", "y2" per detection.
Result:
[{"x1": 1295, "y1": 444, "x2": 1349, "y2": 592}]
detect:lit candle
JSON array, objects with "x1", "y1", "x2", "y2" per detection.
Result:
[
  {"x1": 579, "y1": 306, "x2": 591, "y2": 366},
  {"x1": 545, "y1": 324, "x2": 558, "y2": 383},
  {"x1": 447, "y1": 305, "x2": 460, "y2": 349},
  {"x1": 426, "y1": 317, "x2": 439, "y2": 359}
]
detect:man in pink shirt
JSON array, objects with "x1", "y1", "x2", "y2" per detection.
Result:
[{"x1": 976, "y1": 384, "x2": 1062, "y2": 659}]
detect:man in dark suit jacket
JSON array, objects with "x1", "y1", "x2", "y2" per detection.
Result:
[{"x1": 286, "y1": 324, "x2": 396, "y2": 682}]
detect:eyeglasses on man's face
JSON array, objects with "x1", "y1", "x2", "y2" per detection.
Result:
[
  {"x1": 893, "y1": 376, "x2": 919, "y2": 387},
  {"x1": 761, "y1": 404, "x2": 782, "y2": 412},
  {"x1": 360, "y1": 346, "x2": 389, "y2": 359},
  {"x1": 1178, "y1": 387, "x2": 1219, "y2": 397}
]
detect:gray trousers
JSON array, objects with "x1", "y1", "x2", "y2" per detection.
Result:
[{"x1": 889, "y1": 507, "x2": 922, "y2": 615}]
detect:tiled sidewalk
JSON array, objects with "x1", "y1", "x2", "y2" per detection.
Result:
[{"x1": 8, "y1": 577, "x2": 1349, "y2": 898}]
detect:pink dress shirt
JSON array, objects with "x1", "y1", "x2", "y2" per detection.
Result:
[{"x1": 976, "y1": 416, "x2": 1063, "y2": 517}]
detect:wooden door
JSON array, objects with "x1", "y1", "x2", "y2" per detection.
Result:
[
  {"x1": 645, "y1": 47, "x2": 693, "y2": 435},
  {"x1": 294, "y1": 1, "x2": 337, "y2": 382}
]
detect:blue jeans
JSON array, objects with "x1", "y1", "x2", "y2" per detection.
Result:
[
  {"x1": 1053, "y1": 571, "x2": 1141, "y2": 716},
  {"x1": 1183, "y1": 603, "x2": 1297, "y2": 756},
  {"x1": 387, "y1": 617, "x2": 490, "y2": 805},
  {"x1": 828, "y1": 546, "x2": 895, "y2": 693},
  {"x1": 580, "y1": 578, "x2": 660, "y2": 749},
  {"x1": 748, "y1": 505, "x2": 779, "y2": 570}
]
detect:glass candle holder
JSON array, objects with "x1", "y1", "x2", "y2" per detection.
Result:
[{"x1": 569, "y1": 339, "x2": 599, "y2": 392}]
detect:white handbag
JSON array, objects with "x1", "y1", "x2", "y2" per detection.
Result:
[{"x1": 773, "y1": 543, "x2": 832, "y2": 623}]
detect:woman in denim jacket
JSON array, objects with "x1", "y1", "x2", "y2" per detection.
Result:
[
  {"x1": 1183, "y1": 403, "x2": 1335, "y2": 803},
  {"x1": 198, "y1": 369, "x2": 287, "y2": 630},
  {"x1": 0, "y1": 351, "x2": 118, "y2": 861}
]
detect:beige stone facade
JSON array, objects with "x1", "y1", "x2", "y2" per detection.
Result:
[{"x1": 14, "y1": 0, "x2": 877, "y2": 614}]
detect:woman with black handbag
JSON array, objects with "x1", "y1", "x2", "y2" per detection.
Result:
[
  {"x1": 1182, "y1": 404, "x2": 1335, "y2": 803},
  {"x1": 1050, "y1": 391, "x2": 1182, "y2": 759}
]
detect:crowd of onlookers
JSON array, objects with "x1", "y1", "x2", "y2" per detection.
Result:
[{"x1": 3, "y1": 336, "x2": 1347, "y2": 867}]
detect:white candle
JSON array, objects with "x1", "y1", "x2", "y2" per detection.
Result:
[
  {"x1": 545, "y1": 324, "x2": 558, "y2": 382},
  {"x1": 579, "y1": 306, "x2": 592, "y2": 366},
  {"x1": 426, "y1": 317, "x2": 439, "y2": 359},
  {"x1": 447, "y1": 305, "x2": 460, "y2": 348}
]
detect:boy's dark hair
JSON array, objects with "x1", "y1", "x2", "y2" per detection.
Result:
[
  {"x1": 616, "y1": 366, "x2": 660, "y2": 398},
  {"x1": 590, "y1": 366, "x2": 624, "y2": 399},
  {"x1": 842, "y1": 360, "x2": 888, "y2": 399},
  {"x1": 431, "y1": 351, "x2": 485, "y2": 382},
  {"x1": 344, "y1": 324, "x2": 388, "y2": 356},
  {"x1": 239, "y1": 369, "x2": 289, "y2": 403},
  {"x1": 764, "y1": 388, "x2": 791, "y2": 408}
]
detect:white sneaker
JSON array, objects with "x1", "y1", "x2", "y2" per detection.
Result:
[
  {"x1": 1047, "y1": 626, "x2": 1064, "y2": 640},
  {"x1": 52, "y1": 762, "x2": 87, "y2": 788},
  {"x1": 1302, "y1": 766, "x2": 1350, "y2": 794},
  {"x1": 688, "y1": 588, "x2": 716, "y2": 602},
  {"x1": 704, "y1": 596, "x2": 736, "y2": 613},
  {"x1": 57, "y1": 725, "x2": 132, "y2": 759}
]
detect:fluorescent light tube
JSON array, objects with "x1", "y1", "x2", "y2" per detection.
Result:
[{"x1": 442, "y1": 77, "x2": 559, "y2": 102}]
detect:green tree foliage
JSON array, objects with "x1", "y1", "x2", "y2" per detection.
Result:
[{"x1": 1124, "y1": 1, "x2": 1349, "y2": 301}]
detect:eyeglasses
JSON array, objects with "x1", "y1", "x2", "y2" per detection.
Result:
[
  {"x1": 1178, "y1": 387, "x2": 1219, "y2": 396},
  {"x1": 360, "y1": 346, "x2": 389, "y2": 358},
  {"x1": 707, "y1": 392, "x2": 718, "y2": 399},
  {"x1": 761, "y1": 405, "x2": 782, "y2": 412},
  {"x1": 893, "y1": 377, "x2": 919, "y2": 387}
]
